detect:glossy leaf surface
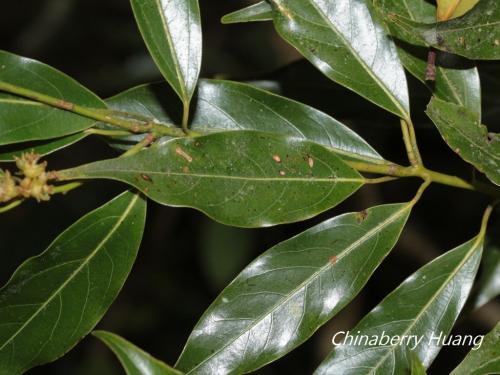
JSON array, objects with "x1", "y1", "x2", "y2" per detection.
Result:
[
  {"x1": 175, "y1": 203, "x2": 412, "y2": 374},
  {"x1": 60, "y1": 131, "x2": 364, "y2": 228},
  {"x1": 268, "y1": 0, "x2": 410, "y2": 119},
  {"x1": 451, "y1": 322, "x2": 500, "y2": 375},
  {"x1": 374, "y1": 0, "x2": 481, "y2": 114},
  {"x1": 386, "y1": 0, "x2": 500, "y2": 60},
  {"x1": 315, "y1": 235, "x2": 484, "y2": 374},
  {"x1": 426, "y1": 97, "x2": 500, "y2": 186},
  {"x1": 222, "y1": 2, "x2": 273, "y2": 24},
  {"x1": 410, "y1": 351, "x2": 428, "y2": 375},
  {"x1": 106, "y1": 79, "x2": 385, "y2": 164},
  {"x1": 0, "y1": 51, "x2": 105, "y2": 146},
  {"x1": 130, "y1": 0, "x2": 202, "y2": 103},
  {"x1": 94, "y1": 331, "x2": 183, "y2": 375},
  {"x1": 0, "y1": 132, "x2": 87, "y2": 161},
  {"x1": 0, "y1": 191, "x2": 146, "y2": 374}
]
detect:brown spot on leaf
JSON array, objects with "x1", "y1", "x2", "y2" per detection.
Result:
[
  {"x1": 356, "y1": 209, "x2": 368, "y2": 223},
  {"x1": 279, "y1": 170, "x2": 286, "y2": 176},
  {"x1": 140, "y1": 174, "x2": 153, "y2": 183},
  {"x1": 329, "y1": 255, "x2": 337, "y2": 264},
  {"x1": 182, "y1": 166, "x2": 190, "y2": 174},
  {"x1": 272, "y1": 155, "x2": 281, "y2": 163}
]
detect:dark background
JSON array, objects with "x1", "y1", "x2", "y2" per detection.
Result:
[{"x1": 0, "y1": 1, "x2": 498, "y2": 374}]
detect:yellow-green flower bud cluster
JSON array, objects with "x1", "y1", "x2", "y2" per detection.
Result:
[
  {"x1": 0, "y1": 170, "x2": 17, "y2": 203},
  {"x1": 0, "y1": 152, "x2": 54, "y2": 203}
]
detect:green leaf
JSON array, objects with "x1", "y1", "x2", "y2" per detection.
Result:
[
  {"x1": 130, "y1": 0, "x2": 202, "y2": 104},
  {"x1": 451, "y1": 321, "x2": 500, "y2": 375},
  {"x1": 410, "y1": 350, "x2": 428, "y2": 375},
  {"x1": 374, "y1": 0, "x2": 481, "y2": 114},
  {"x1": 374, "y1": 0, "x2": 436, "y2": 23},
  {"x1": 93, "y1": 330, "x2": 183, "y2": 375},
  {"x1": 106, "y1": 79, "x2": 386, "y2": 164},
  {"x1": 468, "y1": 243, "x2": 500, "y2": 310},
  {"x1": 175, "y1": 203, "x2": 412, "y2": 374},
  {"x1": 385, "y1": 0, "x2": 500, "y2": 60},
  {"x1": 0, "y1": 50, "x2": 105, "y2": 146},
  {"x1": 0, "y1": 132, "x2": 87, "y2": 161},
  {"x1": 221, "y1": 2, "x2": 273, "y2": 24},
  {"x1": 59, "y1": 131, "x2": 364, "y2": 228},
  {"x1": 315, "y1": 235, "x2": 484, "y2": 374},
  {"x1": 267, "y1": 0, "x2": 410, "y2": 119},
  {"x1": 426, "y1": 97, "x2": 500, "y2": 186},
  {"x1": 401, "y1": 49, "x2": 480, "y2": 114},
  {"x1": 0, "y1": 191, "x2": 146, "y2": 375}
]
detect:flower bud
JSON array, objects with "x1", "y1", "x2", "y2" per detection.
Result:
[
  {"x1": 15, "y1": 152, "x2": 46, "y2": 179},
  {"x1": 0, "y1": 170, "x2": 18, "y2": 203}
]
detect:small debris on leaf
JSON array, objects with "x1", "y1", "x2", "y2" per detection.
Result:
[
  {"x1": 175, "y1": 146, "x2": 193, "y2": 163},
  {"x1": 308, "y1": 157, "x2": 314, "y2": 168}
]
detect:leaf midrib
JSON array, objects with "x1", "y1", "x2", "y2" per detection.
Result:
[
  {"x1": 152, "y1": 0, "x2": 189, "y2": 102},
  {"x1": 65, "y1": 167, "x2": 364, "y2": 184},
  {"x1": 366, "y1": 235, "x2": 483, "y2": 373},
  {"x1": 0, "y1": 98, "x2": 42, "y2": 106},
  {"x1": 303, "y1": 0, "x2": 409, "y2": 119},
  {"x1": 180, "y1": 203, "x2": 411, "y2": 374},
  {"x1": 0, "y1": 194, "x2": 139, "y2": 353}
]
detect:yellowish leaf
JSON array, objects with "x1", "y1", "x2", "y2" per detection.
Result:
[{"x1": 436, "y1": 0, "x2": 480, "y2": 21}]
